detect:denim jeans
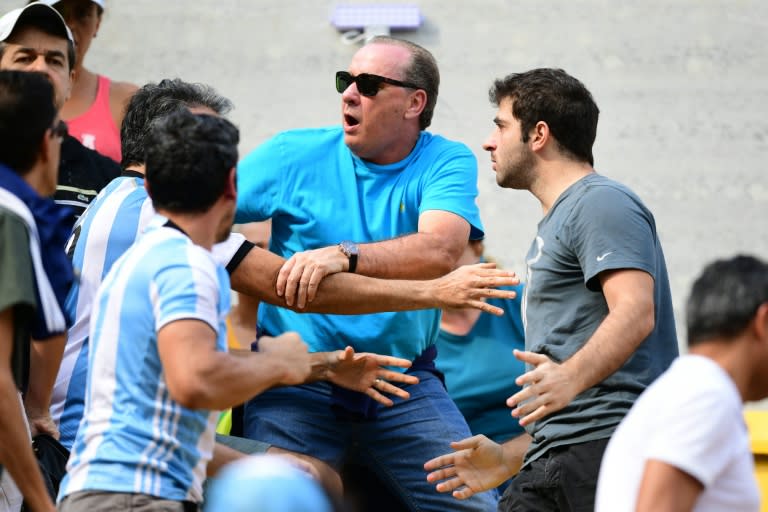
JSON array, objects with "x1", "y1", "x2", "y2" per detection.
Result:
[
  {"x1": 499, "y1": 437, "x2": 610, "y2": 512},
  {"x1": 244, "y1": 370, "x2": 498, "y2": 512}
]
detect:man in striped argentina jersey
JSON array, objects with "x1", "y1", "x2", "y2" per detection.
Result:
[
  {"x1": 58, "y1": 110, "x2": 314, "y2": 510},
  {"x1": 0, "y1": 70, "x2": 73, "y2": 512},
  {"x1": 54, "y1": 79, "x2": 518, "y2": 454}
]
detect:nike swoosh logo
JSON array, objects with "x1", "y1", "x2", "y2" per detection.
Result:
[{"x1": 596, "y1": 251, "x2": 613, "y2": 262}]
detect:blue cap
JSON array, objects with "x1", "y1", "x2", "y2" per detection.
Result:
[{"x1": 205, "y1": 455, "x2": 333, "y2": 512}]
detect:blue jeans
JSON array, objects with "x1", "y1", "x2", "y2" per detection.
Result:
[{"x1": 244, "y1": 370, "x2": 498, "y2": 511}]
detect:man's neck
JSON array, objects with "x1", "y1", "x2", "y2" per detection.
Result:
[
  {"x1": 125, "y1": 164, "x2": 146, "y2": 177},
  {"x1": 531, "y1": 159, "x2": 594, "y2": 216},
  {"x1": 22, "y1": 167, "x2": 48, "y2": 196},
  {"x1": 157, "y1": 209, "x2": 218, "y2": 250},
  {"x1": 360, "y1": 129, "x2": 420, "y2": 165},
  {"x1": 689, "y1": 337, "x2": 752, "y2": 402},
  {"x1": 440, "y1": 307, "x2": 482, "y2": 336}
]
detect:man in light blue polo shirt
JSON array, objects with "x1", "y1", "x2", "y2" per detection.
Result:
[{"x1": 236, "y1": 36, "x2": 497, "y2": 511}]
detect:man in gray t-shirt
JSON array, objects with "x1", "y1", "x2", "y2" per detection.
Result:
[
  {"x1": 521, "y1": 173, "x2": 678, "y2": 466},
  {"x1": 424, "y1": 68, "x2": 678, "y2": 511}
]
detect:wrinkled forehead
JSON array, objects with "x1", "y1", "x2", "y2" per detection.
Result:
[
  {"x1": 349, "y1": 43, "x2": 411, "y2": 79},
  {"x1": 4, "y1": 24, "x2": 69, "y2": 53}
]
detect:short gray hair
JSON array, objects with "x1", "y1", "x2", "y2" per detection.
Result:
[{"x1": 367, "y1": 36, "x2": 439, "y2": 130}]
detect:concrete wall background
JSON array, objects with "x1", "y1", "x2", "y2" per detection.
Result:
[{"x1": 4, "y1": 0, "x2": 766, "y2": 347}]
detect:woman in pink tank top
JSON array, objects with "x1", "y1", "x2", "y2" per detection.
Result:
[{"x1": 36, "y1": 0, "x2": 138, "y2": 164}]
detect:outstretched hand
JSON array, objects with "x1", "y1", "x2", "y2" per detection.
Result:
[
  {"x1": 276, "y1": 246, "x2": 348, "y2": 308},
  {"x1": 430, "y1": 263, "x2": 519, "y2": 315},
  {"x1": 424, "y1": 435, "x2": 515, "y2": 500},
  {"x1": 325, "y1": 347, "x2": 419, "y2": 406},
  {"x1": 507, "y1": 349, "x2": 581, "y2": 426}
]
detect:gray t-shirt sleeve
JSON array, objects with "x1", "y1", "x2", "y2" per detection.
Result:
[{"x1": 564, "y1": 185, "x2": 658, "y2": 292}]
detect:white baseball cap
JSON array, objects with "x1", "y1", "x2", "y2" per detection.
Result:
[
  {"x1": 0, "y1": 2, "x2": 74, "y2": 44},
  {"x1": 37, "y1": 0, "x2": 105, "y2": 8}
]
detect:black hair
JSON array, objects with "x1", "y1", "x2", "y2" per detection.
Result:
[
  {"x1": 145, "y1": 110, "x2": 239, "y2": 214},
  {"x1": 120, "y1": 78, "x2": 232, "y2": 170},
  {"x1": 0, "y1": 70, "x2": 56, "y2": 174},
  {"x1": 489, "y1": 68, "x2": 599, "y2": 165},
  {"x1": 687, "y1": 255, "x2": 768, "y2": 346}
]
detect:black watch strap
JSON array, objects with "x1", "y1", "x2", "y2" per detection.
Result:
[{"x1": 339, "y1": 241, "x2": 359, "y2": 273}]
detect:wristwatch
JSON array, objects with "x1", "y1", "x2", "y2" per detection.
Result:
[{"x1": 338, "y1": 241, "x2": 359, "y2": 273}]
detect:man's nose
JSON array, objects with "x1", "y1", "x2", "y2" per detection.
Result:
[
  {"x1": 341, "y1": 82, "x2": 359, "y2": 103},
  {"x1": 28, "y1": 55, "x2": 50, "y2": 74}
]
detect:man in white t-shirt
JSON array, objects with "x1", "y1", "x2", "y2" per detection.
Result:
[{"x1": 596, "y1": 254, "x2": 768, "y2": 512}]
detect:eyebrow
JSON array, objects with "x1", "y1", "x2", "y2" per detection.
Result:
[{"x1": 16, "y1": 46, "x2": 67, "y2": 61}]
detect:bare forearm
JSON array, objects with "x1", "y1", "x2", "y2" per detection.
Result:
[
  {"x1": 563, "y1": 302, "x2": 654, "y2": 393},
  {"x1": 25, "y1": 334, "x2": 65, "y2": 417},
  {"x1": 500, "y1": 433, "x2": 532, "y2": 477},
  {"x1": 178, "y1": 352, "x2": 291, "y2": 410},
  {"x1": 231, "y1": 247, "x2": 445, "y2": 314},
  {"x1": 306, "y1": 352, "x2": 335, "y2": 382},
  {"x1": 0, "y1": 377, "x2": 54, "y2": 512},
  {"x1": 161, "y1": 323, "x2": 311, "y2": 411},
  {"x1": 313, "y1": 274, "x2": 450, "y2": 313},
  {"x1": 355, "y1": 232, "x2": 461, "y2": 279},
  {"x1": 636, "y1": 461, "x2": 703, "y2": 511}
]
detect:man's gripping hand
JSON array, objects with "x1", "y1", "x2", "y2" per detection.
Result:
[
  {"x1": 276, "y1": 246, "x2": 349, "y2": 308},
  {"x1": 258, "y1": 332, "x2": 312, "y2": 386}
]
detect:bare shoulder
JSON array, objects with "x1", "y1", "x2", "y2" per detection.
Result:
[
  {"x1": 109, "y1": 80, "x2": 140, "y2": 126},
  {"x1": 110, "y1": 80, "x2": 139, "y2": 104}
]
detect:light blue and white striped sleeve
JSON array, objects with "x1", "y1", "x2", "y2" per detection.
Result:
[{"x1": 153, "y1": 243, "x2": 221, "y2": 335}]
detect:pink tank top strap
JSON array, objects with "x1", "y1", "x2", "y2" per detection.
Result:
[{"x1": 66, "y1": 75, "x2": 123, "y2": 163}]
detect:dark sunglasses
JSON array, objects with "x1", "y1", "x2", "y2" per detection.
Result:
[
  {"x1": 335, "y1": 71, "x2": 421, "y2": 97},
  {"x1": 51, "y1": 119, "x2": 68, "y2": 139}
]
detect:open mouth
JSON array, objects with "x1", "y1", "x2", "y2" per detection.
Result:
[{"x1": 344, "y1": 114, "x2": 360, "y2": 127}]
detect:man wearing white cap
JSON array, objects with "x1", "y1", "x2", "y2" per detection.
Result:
[
  {"x1": 0, "y1": 1, "x2": 120, "y2": 225},
  {"x1": 30, "y1": 0, "x2": 138, "y2": 164}
]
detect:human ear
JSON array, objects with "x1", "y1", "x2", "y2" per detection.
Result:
[
  {"x1": 224, "y1": 167, "x2": 237, "y2": 200},
  {"x1": 753, "y1": 303, "x2": 768, "y2": 343},
  {"x1": 404, "y1": 89, "x2": 427, "y2": 121},
  {"x1": 529, "y1": 121, "x2": 550, "y2": 152}
]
